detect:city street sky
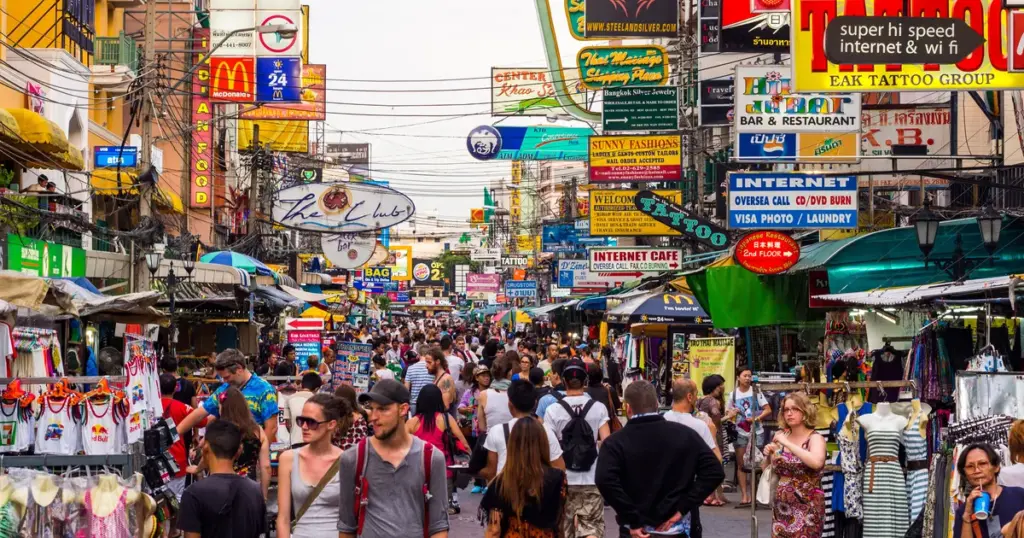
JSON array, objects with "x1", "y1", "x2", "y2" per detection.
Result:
[{"x1": 307, "y1": 0, "x2": 588, "y2": 227}]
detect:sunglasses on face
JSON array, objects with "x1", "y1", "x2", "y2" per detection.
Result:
[{"x1": 296, "y1": 416, "x2": 329, "y2": 429}]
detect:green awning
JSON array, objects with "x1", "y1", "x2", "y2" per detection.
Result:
[
  {"x1": 703, "y1": 266, "x2": 823, "y2": 328},
  {"x1": 787, "y1": 237, "x2": 857, "y2": 272}
]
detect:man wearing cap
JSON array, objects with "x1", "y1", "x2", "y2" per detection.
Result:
[
  {"x1": 337, "y1": 380, "x2": 449, "y2": 538},
  {"x1": 544, "y1": 358, "x2": 611, "y2": 538}
]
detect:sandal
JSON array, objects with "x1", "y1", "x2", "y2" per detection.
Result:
[
  {"x1": 703, "y1": 499, "x2": 726, "y2": 507},
  {"x1": 735, "y1": 502, "x2": 752, "y2": 509}
]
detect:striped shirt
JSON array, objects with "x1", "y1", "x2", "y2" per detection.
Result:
[{"x1": 405, "y1": 362, "x2": 433, "y2": 414}]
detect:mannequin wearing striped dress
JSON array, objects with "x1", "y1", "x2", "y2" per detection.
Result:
[
  {"x1": 859, "y1": 402, "x2": 910, "y2": 538},
  {"x1": 902, "y1": 400, "x2": 931, "y2": 523}
]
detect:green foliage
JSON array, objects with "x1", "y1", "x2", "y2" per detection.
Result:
[
  {"x1": 435, "y1": 250, "x2": 480, "y2": 275},
  {"x1": 377, "y1": 295, "x2": 392, "y2": 311},
  {"x1": 0, "y1": 195, "x2": 41, "y2": 236}
]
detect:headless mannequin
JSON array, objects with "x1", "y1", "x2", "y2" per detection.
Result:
[
  {"x1": 892, "y1": 399, "x2": 931, "y2": 437},
  {"x1": 79, "y1": 474, "x2": 156, "y2": 536},
  {"x1": 858, "y1": 401, "x2": 908, "y2": 433},
  {"x1": 0, "y1": 475, "x2": 27, "y2": 517}
]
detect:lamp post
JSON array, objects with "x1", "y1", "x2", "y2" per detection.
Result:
[
  {"x1": 147, "y1": 243, "x2": 187, "y2": 357},
  {"x1": 910, "y1": 202, "x2": 1004, "y2": 281}
]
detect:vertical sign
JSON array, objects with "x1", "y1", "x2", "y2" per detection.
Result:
[{"x1": 190, "y1": 29, "x2": 212, "y2": 208}]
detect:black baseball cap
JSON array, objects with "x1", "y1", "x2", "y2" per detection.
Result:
[
  {"x1": 358, "y1": 379, "x2": 410, "y2": 406},
  {"x1": 562, "y1": 358, "x2": 588, "y2": 381}
]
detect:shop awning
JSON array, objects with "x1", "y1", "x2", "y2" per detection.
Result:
[
  {"x1": 25, "y1": 145, "x2": 85, "y2": 171},
  {"x1": 813, "y1": 275, "x2": 1022, "y2": 307},
  {"x1": 46, "y1": 279, "x2": 164, "y2": 322},
  {"x1": 0, "y1": 109, "x2": 21, "y2": 141},
  {"x1": 606, "y1": 290, "x2": 711, "y2": 325},
  {"x1": 251, "y1": 286, "x2": 302, "y2": 311},
  {"x1": 153, "y1": 260, "x2": 250, "y2": 286},
  {"x1": 275, "y1": 273, "x2": 299, "y2": 288},
  {"x1": 279, "y1": 285, "x2": 330, "y2": 304},
  {"x1": 91, "y1": 171, "x2": 183, "y2": 212},
  {"x1": 6, "y1": 108, "x2": 68, "y2": 153}
]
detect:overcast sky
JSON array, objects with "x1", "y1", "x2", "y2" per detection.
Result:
[{"x1": 306, "y1": 0, "x2": 587, "y2": 226}]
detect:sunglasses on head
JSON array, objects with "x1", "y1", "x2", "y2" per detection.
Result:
[{"x1": 295, "y1": 416, "x2": 329, "y2": 429}]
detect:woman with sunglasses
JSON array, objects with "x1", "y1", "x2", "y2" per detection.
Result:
[
  {"x1": 407, "y1": 384, "x2": 471, "y2": 515},
  {"x1": 216, "y1": 387, "x2": 271, "y2": 499},
  {"x1": 276, "y1": 393, "x2": 344, "y2": 538}
]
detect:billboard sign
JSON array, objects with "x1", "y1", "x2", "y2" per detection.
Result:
[
  {"x1": 734, "y1": 65, "x2": 861, "y2": 133},
  {"x1": 505, "y1": 280, "x2": 538, "y2": 298},
  {"x1": 472, "y1": 248, "x2": 501, "y2": 261},
  {"x1": 210, "y1": 57, "x2": 256, "y2": 102},
  {"x1": 859, "y1": 108, "x2": 952, "y2": 187},
  {"x1": 634, "y1": 191, "x2": 731, "y2": 248},
  {"x1": 1012, "y1": 10, "x2": 1024, "y2": 72},
  {"x1": 792, "y1": 0, "x2": 1024, "y2": 91},
  {"x1": 467, "y1": 126, "x2": 589, "y2": 161},
  {"x1": 699, "y1": 78, "x2": 733, "y2": 126},
  {"x1": 256, "y1": 10, "x2": 302, "y2": 56},
  {"x1": 583, "y1": 0, "x2": 678, "y2": 37},
  {"x1": 209, "y1": 10, "x2": 255, "y2": 56},
  {"x1": 490, "y1": 67, "x2": 587, "y2": 116},
  {"x1": 467, "y1": 273, "x2": 500, "y2": 293},
  {"x1": 589, "y1": 247, "x2": 684, "y2": 273},
  {"x1": 6, "y1": 234, "x2": 85, "y2": 278},
  {"x1": 501, "y1": 256, "x2": 528, "y2": 267},
  {"x1": 239, "y1": 64, "x2": 326, "y2": 120},
  {"x1": 589, "y1": 189, "x2": 683, "y2": 237},
  {"x1": 238, "y1": 119, "x2": 309, "y2": 152},
  {"x1": 602, "y1": 87, "x2": 678, "y2": 131},
  {"x1": 736, "y1": 133, "x2": 796, "y2": 161},
  {"x1": 325, "y1": 143, "x2": 370, "y2": 167},
  {"x1": 718, "y1": 0, "x2": 790, "y2": 53},
  {"x1": 588, "y1": 135, "x2": 682, "y2": 183},
  {"x1": 727, "y1": 173, "x2": 859, "y2": 229},
  {"x1": 190, "y1": 29, "x2": 212, "y2": 208},
  {"x1": 557, "y1": 260, "x2": 647, "y2": 289},
  {"x1": 320, "y1": 233, "x2": 376, "y2": 269},
  {"x1": 271, "y1": 182, "x2": 415, "y2": 232},
  {"x1": 362, "y1": 266, "x2": 392, "y2": 284},
  {"x1": 734, "y1": 231, "x2": 801, "y2": 274},
  {"x1": 386, "y1": 246, "x2": 412, "y2": 281},
  {"x1": 576, "y1": 46, "x2": 669, "y2": 90},
  {"x1": 412, "y1": 258, "x2": 446, "y2": 287},
  {"x1": 541, "y1": 223, "x2": 614, "y2": 253},
  {"x1": 255, "y1": 57, "x2": 302, "y2": 103},
  {"x1": 94, "y1": 146, "x2": 138, "y2": 168}
]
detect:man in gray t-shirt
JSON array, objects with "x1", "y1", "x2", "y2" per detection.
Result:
[{"x1": 338, "y1": 379, "x2": 449, "y2": 538}]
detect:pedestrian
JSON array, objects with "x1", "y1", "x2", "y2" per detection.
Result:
[
  {"x1": 423, "y1": 347, "x2": 457, "y2": 413},
  {"x1": 407, "y1": 384, "x2": 471, "y2": 515},
  {"x1": 203, "y1": 387, "x2": 271, "y2": 499},
  {"x1": 159, "y1": 373, "x2": 208, "y2": 501},
  {"x1": 320, "y1": 348, "x2": 335, "y2": 385},
  {"x1": 596, "y1": 381, "x2": 724, "y2": 538},
  {"x1": 955, "y1": 443, "x2": 1024, "y2": 538},
  {"x1": 441, "y1": 335, "x2": 465, "y2": 387},
  {"x1": 372, "y1": 355, "x2": 395, "y2": 382},
  {"x1": 481, "y1": 418, "x2": 568, "y2": 538},
  {"x1": 585, "y1": 362, "x2": 619, "y2": 420},
  {"x1": 285, "y1": 372, "x2": 321, "y2": 446},
  {"x1": 459, "y1": 364, "x2": 491, "y2": 495},
  {"x1": 276, "y1": 344, "x2": 298, "y2": 377},
  {"x1": 535, "y1": 358, "x2": 569, "y2": 418},
  {"x1": 513, "y1": 352, "x2": 534, "y2": 381},
  {"x1": 665, "y1": 379, "x2": 721, "y2": 460},
  {"x1": 160, "y1": 357, "x2": 196, "y2": 408},
  {"x1": 1002, "y1": 421, "x2": 1024, "y2": 487},
  {"x1": 725, "y1": 366, "x2": 771, "y2": 507},
  {"x1": 255, "y1": 352, "x2": 277, "y2": 377},
  {"x1": 696, "y1": 374, "x2": 730, "y2": 505},
  {"x1": 482, "y1": 379, "x2": 564, "y2": 480},
  {"x1": 177, "y1": 421, "x2": 267, "y2": 538},
  {"x1": 405, "y1": 345, "x2": 435, "y2": 415},
  {"x1": 477, "y1": 355, "x2": 513, "y2": 433},
  {"x1": 762, "y1": 392, "x2": 827, "y2": 538},
  {"x1": 337, "y1": 380, "x2": 449, "y2": 538},
  {"x1": 543, "y1": 357, "x2": 611, "y2": 538},
  {"x1": 276, "y1": 393, "x2": 343, "y2": 538},
  {"x1": 177, "y1": 349, "x2": 279, "y2": 444},
  {"x1": 333, "y1": 384, "x2": 371, "y2": 451}
]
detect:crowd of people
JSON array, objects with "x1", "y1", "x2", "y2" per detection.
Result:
[{"x1": 152, "y1": 318, "x2": 1024, "y2": 538}]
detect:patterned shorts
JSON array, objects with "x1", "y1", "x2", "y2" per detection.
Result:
[{"x1": 561, "y1": 485, "x2": 605, "y2": 538}]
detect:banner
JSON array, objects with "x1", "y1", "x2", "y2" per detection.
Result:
[
  {"x1": 255, "y1": 57, "x2": 302, "y2": 103},
  {"x1": 490, "y1": 67, "x2": 587, "y2": 116},
  {"x1": 792, "y1": 0, "x2": 1023, "y2": 91},
  {"x1": 412, "y1": 258, "x2": 446, "y2": 287},
  {"x1": 238, "y1": 119, "x2": 308, "y2": 152},
  {"x1": 588, "y1": 135, "x2": 682, "y2": 182},
  {"x1": 210, "y1": 57, "x2": 255, "y2": 102},
  {"x1": 859, "y1": 108, "x2": 952, "y2": 187},
  {"x1": 688, "y1": 337, "x2": 736, "y2": 397},
  {"x1": 467, "y1": 125, "x2": 590, "y2": 161},
  {"x1": 576, "y1": 46, "x2": 669, "y2": 90},
  {"x1": 387, "y1": 246, "x2": 413, "y2": 281},
  {"x1": 467, "y1": 273, "x2": 500, "y2": 293},
  {"x1": 589, "y1": 189, "x2": 683, "y2": 236},
  {"x1": 710, "y1": 0, "x2": 790, "y2": 53},
  {"x1": 727, "y1": 173, "x2": 859, "y2": 229},
  {"x1": 583, "y1": 0, "x2": 678, "y2": 37},
  {"x1": 239, "y1": 64, "x2": 326, "y2": 120},
  {"x1": 190, "y1": 29, "x2": 212, "y2": 208},
  {"x1": 333, "y1": 342, "x2": 372, "y2": 393}
]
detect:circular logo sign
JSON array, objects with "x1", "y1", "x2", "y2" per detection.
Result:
[
  {"x1": 734, "y1": 231, "x2": 800, "y2": 275},
  {"x1": 413, "y1": 263, "x2": 431, "y2": 281},
  {"x1": 467, "y1": 125, "x2": 501, "y2": 160},
  {"x1": 258, "y1": 14, "x2": 298, "y2": 54}
]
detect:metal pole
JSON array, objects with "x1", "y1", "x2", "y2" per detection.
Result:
[
  {"x1": 750, "y1": 375, "x2": 760, "y2": 538},
  {"x1": 248, "y1": 123, "x2": 260, "y2": 236},
  {"x1": 133, "y1": 0, "x2": 155, "y2": 293}
]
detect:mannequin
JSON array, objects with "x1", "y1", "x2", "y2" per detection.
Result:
[
  {"x1": 0, "y1": 474, "x2": 27, "y2": 515},
  {"x1": 79, "y1": 473, "x2": 156, "y2": 537},
  {"x1": 858, "y1": 401, "x2": 908, "y2": 431},
  {"x1": 859, "y1": 400, "x2": 911, "y2": 538}
]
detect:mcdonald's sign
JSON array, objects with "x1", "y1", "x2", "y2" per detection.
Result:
[
  {"x1": 663, "y1": 294, "x2": 695, "y2": 305},
  {"x1": 210, "y1": 57, "x2": 255, "y2": 102}
]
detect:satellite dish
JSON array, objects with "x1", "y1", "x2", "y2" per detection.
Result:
[
  {"x1": 321, "y1": 233, "x2": 376, "y2": 269},
  {"x1": 97, "y1": 346, "x2": 124, "y2": 376}
]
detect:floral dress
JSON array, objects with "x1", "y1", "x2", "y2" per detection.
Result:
[
  {"x1": 772, "y1": 435, "x2": 825, "y2": 538},
  {"x1": 333, "y1": 415, "x2": 371, "y2": 451}
]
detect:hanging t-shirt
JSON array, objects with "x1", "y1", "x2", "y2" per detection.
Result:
[
  {"x1": 0, "y1": 400, "x2": 30, "y2": 453},
  {"x1": 82, "y1": 399, "x2": 124, "y2": 455},
  {"x1": 726, "y1": 387, "x2": 770, "y2": 438},
  {"x1": 125, "y1": 357, "x2": 148, "y2": 444},
  {"x1": 35, "y1": 397, "x2": 80, "y2": 455},
  {"x1": 0, "y1": 323, "x2": 13, "y2": 378}
]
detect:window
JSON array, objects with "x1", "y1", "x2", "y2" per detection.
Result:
[
  {"x1": 417, "y1": 237, "x2": 423, "y2": 243},
  {"x1": 434, "y1": 238, "x2": 440, "y2": 243}
]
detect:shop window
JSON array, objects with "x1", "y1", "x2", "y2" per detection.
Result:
[{"x1": 434, "y1": 238, "x2": 440, "y2": 243}]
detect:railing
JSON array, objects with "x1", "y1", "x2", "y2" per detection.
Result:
[{"x1": 94, "y1": 31, "x2": 137, "y2": 73}]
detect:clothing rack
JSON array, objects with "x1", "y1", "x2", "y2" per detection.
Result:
[
  {"x1": 754, "y1": 380, "x2": 914, "y2": 392},
  {"x1": 0, "y1": 441, "x2": 144, "y2": 478},
  {"x1": 0, "y1": 376, "x2": 125, "y2": 385}
]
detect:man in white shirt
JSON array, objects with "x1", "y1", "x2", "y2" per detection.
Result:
[
  {"x1": 385, "y1": 339, "x2": 402, "y2": 364},
  {"x1": 482, "y1": 380, "x2": 565, "y2": 480},
  {"x1": 285, "y1": 373, "x2": 321, "y2": 446},
  {"x1": 544, "y1": 358, "x2": 610, "y2": 538},
  {"x1": 664, "y1": 378, "x2": 722, "y2": 460},
  {"x1": 440, "y1": 335, "x2": 464, "y2": 383}
]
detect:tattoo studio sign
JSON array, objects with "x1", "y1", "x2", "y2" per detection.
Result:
[{"x1": 633, "y1": 191, "x2": 730, "y2": 248}]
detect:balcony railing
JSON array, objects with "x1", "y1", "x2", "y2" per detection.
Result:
[{"x1": 95, "y1": 31, "x2": 137, "y2": 73}]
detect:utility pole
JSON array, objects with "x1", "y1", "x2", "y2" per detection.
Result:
[
  {"x1": 680, "y1": 0, "x2": 702, "y2": 217},
  {"x1": 133, "y1": 0, "x2": 156, "y2": 292},
  {"x1": 248, "y1": 124, "x2": 260, "y2": 236}
]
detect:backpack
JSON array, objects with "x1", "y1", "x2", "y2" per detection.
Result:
[
  {"x1": 555, "y1": 399, "x2": 599, "y2": 472},
  {"x1": 354, "y1": 438, "x2": 435, "y2": 538}
]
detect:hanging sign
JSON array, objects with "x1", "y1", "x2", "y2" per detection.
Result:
[
  {"x1": 467, "y1": 125, "x2": 590, "y2": 161},
  {"x1": 505, "y1": 280, "x2": 538, "y2": 298},
  {"x1": 588, "y1": 135, "x2": 683, "y2": 183},
  {"x1": 792, "y1": 0, "x2": 1024, "y2": 91},
  {"x1": 633, "y1": 191, "x2": 730, "y2": 248},
  {"x1": 823, "y1": 17, "x2": 985, "y2": 65},
  {"x1": 94, "y1": 146, "x2": 138, "y2": 168},
  {"x1": 501, "y1": 256, "x2": 528, "y2": 267},
  {"x1": 589, "y1": 189, "x2": 684, "y2": 237},
  {"x1": 576, "y1": 45, "x2": 670, "y2": 90},
  {"x1": 588, "y1": 247, "x2": 684, "y2": 272},
  {"x1": 320, "y1": 233, "x2": 376, "y2": 269},
  {"x1": 467, "y1": 273, "x2": 501, "y2": 293},
  {"x1": 255, "y1": 57, "x2": 302, "y2": 103},
  {"x1": 209, "y1": 57, "x2": 256, "y2": 102},
  {"x1": 733, "y1": 231, "x2": 801, "y2": 274},
  {"x1": 726, "y1": 173, "x2": 858, "y2": 229},
  {"x1": 271, "y1": 182, "x2": 415, "y2": 232},
  {"x1": 362, "y1": 266, "x2": 392, "y2": 284},
  {"x1": 583, "y1": 0, "x2": 678, "y2": 37},
  {"x1": 256, "y1": 11, "x2": 302, "y2": 56},
  {"x1": 412, "y1": 259, "x2": 446, "y2": 287},
  {"x1": 190, "y1": 29, "x2": 212, "y2": 208}
]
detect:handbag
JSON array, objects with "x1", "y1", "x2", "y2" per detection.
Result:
[
  {"x1": 742, "y1": 438, "x2": 765, "y2": 472},
  {"x1": 291, "y1": 455, "x2": 342, "y2": 531},
  {"x1": 755, "y1": 464, "x2": 777, "y2": 505},
  {"x1": 605, "y1": 388, "x2": 623, "y2": 434}
]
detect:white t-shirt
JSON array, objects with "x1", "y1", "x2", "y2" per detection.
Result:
[
  {"x1": 286, "y1": 390, "x2": 314, "y2": 445},
  {"x1": 484, "y1": 416, "x2": 563, "y2": 474},
  {"x1": 1000, "y1": 463, "x2": 1024, "y2": 488},
  {"x1": 374, "y1": 368, "x2": 395, "y2": 381},
  {"x1": 663, "y1": 410, "x2": 717, "y2": 450},
  {"x1": 726, "y1": 387, "x2": 770, "y2": 437},
  {"x1": 543, "y1": 394, "x2": 609, "y2": 486},
  {"x1": 446, "y1": 355, "x2": 465, "y2": 384}
]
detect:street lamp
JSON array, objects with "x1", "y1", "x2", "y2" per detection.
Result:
[
  {"x1": 182, "y1": 240, "x2": 196, "y2": 279},
  {"x1": 978, "y1": 203, "x2": 1003, "y2": 253},
  {"x1": 911, "y1": 201, "x2": 1005, "y2": 281},
  {"x1": 911, "y1": 200, "x2": 942, "y2": 258}
]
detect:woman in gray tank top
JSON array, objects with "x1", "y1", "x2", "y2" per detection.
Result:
[{"x1": 275, "y1": 393, "x2": 345, "y2": 538}]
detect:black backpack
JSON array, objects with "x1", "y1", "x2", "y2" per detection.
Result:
[{"x1": 556, "y1": 399, "x2": 599, "y2": 472}]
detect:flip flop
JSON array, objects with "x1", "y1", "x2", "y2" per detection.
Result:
[
  {"x1": 735, "y1": 502, "x2": 752, "y2": 509},
  {"x1": 703, "y1": 499, "x2": 726, "y2": 507}
]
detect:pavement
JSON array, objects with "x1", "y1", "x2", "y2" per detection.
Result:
[{"x1": 447, "y1": 479, "x2": 773, "y2": 538}]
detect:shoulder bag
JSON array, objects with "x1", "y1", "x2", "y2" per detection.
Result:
[{"x1": 291, "y1": 455, "x2": 342, "y2": 531}]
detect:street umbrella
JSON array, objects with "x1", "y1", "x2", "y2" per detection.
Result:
[
  {"x1": 494, "y1": 309, "x2": 531, "y2": 326},
  {"x1": 200, "y1": 251, "x2": 275, "y2": 276},
  {"x1": 606, "y1": 291, "x2": 711, "y2": 325}
]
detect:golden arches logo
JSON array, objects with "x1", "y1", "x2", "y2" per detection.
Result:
[
  {"x1": 212, "y1": 59, "x2": 252, "y2": 96},
  {"x1": 663, "y1": 294, "x2": 694, "y2": 305}
]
